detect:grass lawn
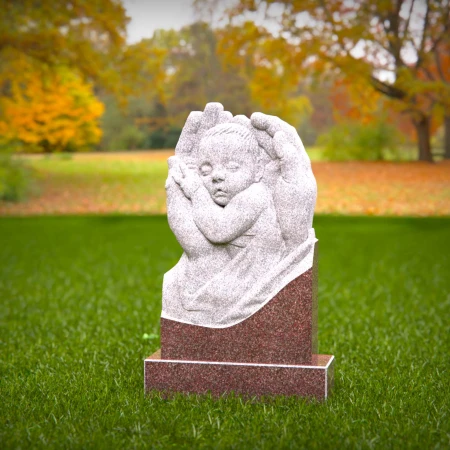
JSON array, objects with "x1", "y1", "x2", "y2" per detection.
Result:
[
  {"x1": 1, "y1": 215, "x2": 449, "y2": 449},
  {"x1": 1, "y1": 152, "x2": 449, "y2": 216}
]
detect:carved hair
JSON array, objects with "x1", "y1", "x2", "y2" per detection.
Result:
[{"x1": 200, "y1": 123, "x2": 261, "y2": 163}]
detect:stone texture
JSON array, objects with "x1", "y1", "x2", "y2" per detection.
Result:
[
  {"x1": 144, "y1": 103, "x2": 334, "y2": 400},
  {"x1": 145, "y1": 350, "x2": 334, "y2": 400},
  {"x1": 162, "y1": 103, "x2": 318, "y2": 327},
  {"x1": 161, "y1": 244, "x2": 318, "y2": 365}
]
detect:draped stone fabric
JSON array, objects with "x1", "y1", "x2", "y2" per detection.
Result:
[
  {"x1": 161, "y1": 103, "x2": 317, "y2": 329},
  {"x1": 162, "y1": 228, "x2": 317, "y2": 328}
]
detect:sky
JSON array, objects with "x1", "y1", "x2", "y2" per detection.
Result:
[
  {"x1": 122, "y1": 0, "x2": 278, "y2": 43},
  {"x1": 121, "y1": 0, "x2": 421, "y2": 83},
  {"x1": 123, "y1": 0, "x2": 197, "y2": 43}
]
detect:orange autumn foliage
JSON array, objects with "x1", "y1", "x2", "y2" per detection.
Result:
[
  {"x1": 216, "y1": 22, "x2": 312, "y2": 128},
  {"x1": 217, "y1": 0, "x2": 450, "y2": 160},
  {"x1": 0, "y1": 58, "x2": 104, "y2": 153},
  {"x1": 329, "y1": 76, "x2": 429, "y2": 141},
  {"x1": 0, "y1": 153, "x2": 448, "y2": 217},
  {"x1": 0, "y1": 0, "x2": 128, "y2": 97},
  {"x1": 329, "y1": 77, "x2": 383, "y2": 125}
]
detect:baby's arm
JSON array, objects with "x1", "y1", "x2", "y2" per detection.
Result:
[
  {"x1": 190, "y1": 184, "x2": 266, "y2": 244},
  {"x1": 169, "y1": 155, "x2": 266, "y2": 243},
  {"x1": 166, "y1": 160, "x2": 216, "y2": 258}
]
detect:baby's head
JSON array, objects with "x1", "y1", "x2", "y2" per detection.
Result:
[{"x1": 196, "y1": 123, "x2": 263, "y2": 206}]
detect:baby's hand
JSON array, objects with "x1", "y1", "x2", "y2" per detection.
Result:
[{"x1": 168, "y1": 156, "x2": 202, "y2": 199}]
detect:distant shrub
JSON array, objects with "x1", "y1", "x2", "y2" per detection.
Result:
[
  {"x1": 112, "y1": 126, "x2": 146, "y2": 151},
  {"x1": 164, "y1": 127, "x2": 182, "y2": 148},
  {"x1": 0, "y1": 154, "x2": 35, "y2": 202},
  {"x1": 146, "y1": 127, "x2": 182, "y2": 149},
  {"x1": 147, "y1": 129, "x2": 166, "y2": 149},
  {"x1": 297, "y1": 120, "x2": 319, "y2": 146},
  {"x1": 318, "y1": 121, "x2": 401, "y2": 161}
]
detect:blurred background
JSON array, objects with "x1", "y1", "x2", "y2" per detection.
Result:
[
  {"x1": 1, "y1": 4, "x2": 450, "y2": 447},
  {"x1": 0, "y1": 0, "x2": 449, "y2": 215}
]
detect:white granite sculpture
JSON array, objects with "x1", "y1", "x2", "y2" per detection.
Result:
[{"x1": 162, "y1": 103, "x2": 317, "y2": 327}]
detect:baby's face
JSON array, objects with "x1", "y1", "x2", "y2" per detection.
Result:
[{"x1": 197, "y1": 135, "x2": 258, "y2": 206}]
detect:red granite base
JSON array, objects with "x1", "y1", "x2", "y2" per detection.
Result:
[
  {"x1": 161, "y1": 245, "x2": 319, "y2": 365},
  {"x1": 145, "y1": 350, "x2": 334, "y2": 400}
]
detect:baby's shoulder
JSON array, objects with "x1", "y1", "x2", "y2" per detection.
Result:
[
  {"x1": 232, "y1": 183, "x2": 269, "y2": 211},
  {"x1": 247, "y1": 182, "x2": 269, "y2": 198},
  {"x1": 236, "y1": 182, "x2": 269, "y2": 207}
]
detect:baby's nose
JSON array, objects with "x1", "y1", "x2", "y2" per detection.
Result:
[{"x1": 212, "y1": 168, "x2": 225, "y2": 182}]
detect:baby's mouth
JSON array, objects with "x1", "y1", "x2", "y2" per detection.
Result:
[{"x1": 214, "y1": 188, "x2": 227, "y2": 197}]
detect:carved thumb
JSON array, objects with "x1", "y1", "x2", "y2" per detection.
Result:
[{"x1": 273, "y1": 131, "x2": 303, "y2": 183}]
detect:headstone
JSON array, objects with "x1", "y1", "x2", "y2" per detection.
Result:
[{"x1": 145, "y1": 103, "x2": 334, "y2": 399}]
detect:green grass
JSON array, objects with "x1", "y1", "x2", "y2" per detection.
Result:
[
  {"x1": 1, "y1": 216, "x2": 449, "y2": 449},
  {"x1": 24, "y1": 158, "x2": 169, "y2": 212},
  {"x1": 30, "y1": 157, "x2": 168, "y2": 187},
  {"x1": 17, "y1": 143, "x2": 424, "y2": 162}
]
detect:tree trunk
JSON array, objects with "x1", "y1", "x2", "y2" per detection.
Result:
[
  {"x1": 444, "y1": 115, "x2": 450, "y2": 160},
  {"x1": 413, "y1": 116, "x2": 433, "y2": 162}
]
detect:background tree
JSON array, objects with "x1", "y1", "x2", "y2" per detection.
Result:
[
  {"x1": 0, "y1": 0, "x2": 128, "y2": 93},
  {"x1": 216, "y1": 21, "x2": 312, "y2": 128},
  {"x1": 0, "y1": 57, "x2": 104, "y2": 152},
  {"x1": 161, "y1": 23, "x2": 254, "y2": 125},
  {"x1": 418, "y1": 37, "x2": 450, "y2": 158},
  {"x1": 209, "y1": 0, "x2": 450, "y2": 161},
  {"x1": 100, "y1": 21, "x2": 308, "y2": 150},
  {"x1": 0, "y1": 0, "x2": 130, "y2": 153}
]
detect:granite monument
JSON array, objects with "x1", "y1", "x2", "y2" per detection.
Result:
[{"x1": 145, "y1": 103, "x2": 334, "y2": 399}]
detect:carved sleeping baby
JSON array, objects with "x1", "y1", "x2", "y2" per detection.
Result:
[
  {"x1": 166, "y1": 123, "x2": 285, "y2": 320},
  {"x1": 162, "y1": 103, "x2": 317, "y2": 327}
]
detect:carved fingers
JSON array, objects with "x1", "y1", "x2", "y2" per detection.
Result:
[
  {"x1": 251, "y1": 112, "x2": 283, "y2": 135},
  {"x1": 199, "y1": 103, "x2": 233, "y2": 134},
  {"x1": 249, "y1": 112, "x2": 317, "y2": 248},
  {"x1": 251, "y1": 112, "x2": 298, "y2": 144},
  {"x1": 272, "y1": 131, "x2": 303, "y2": 184},
  {"x1": 251, "y1": 112, "x2": 312, "y2": 178},
  {"x1": 250, "y1": 112, "x2": 276, "y2": 159},
  {"x1": 175, "y1": 111, "x2": 202, "y2": 157},
  {"x1": 195, "y1": 102, "x2": 219, "y2": 133},
  {"x1": 230, "y1": 114, "x2": 251, "y2": 129},
  {"x1": 251, "y1": 113, "x2": 299, "y2": 150},
  {"x1": 176, "y1": 103, "x2": 232, "y2": 159},
  {"x1": 167, "y1": 156, "x2": 201, "y2": 199},
  {"x1": 218, "y1": 110, "x2": 233, "y2": 125}
]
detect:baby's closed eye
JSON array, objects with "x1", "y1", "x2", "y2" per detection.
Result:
[
  {"x1": 226, "y1": 163, "x2": 240, "y2": 172},
  {"x1": 200, "y1": 164, "x2": 212, "y2": 176}
]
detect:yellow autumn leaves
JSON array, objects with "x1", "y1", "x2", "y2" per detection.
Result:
[
  {"x1": 0, "y1": 56, "x2": 104, "y2": 153},
  {"x1": 217, "y1": 22, "x2": 312, "y2": 129}
]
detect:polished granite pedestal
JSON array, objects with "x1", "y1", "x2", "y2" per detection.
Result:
[{"x1": 145, "y1": 254, "x2": 335, "y2": 400}]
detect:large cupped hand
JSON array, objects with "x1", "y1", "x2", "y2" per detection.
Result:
[{"x1": 251, "y1": 113, "x2": 317, "y2": 254}]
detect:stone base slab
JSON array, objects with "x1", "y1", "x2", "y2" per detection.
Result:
[{"x1": 145, "y1": 350, "x2": 334, "y2": 400}]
